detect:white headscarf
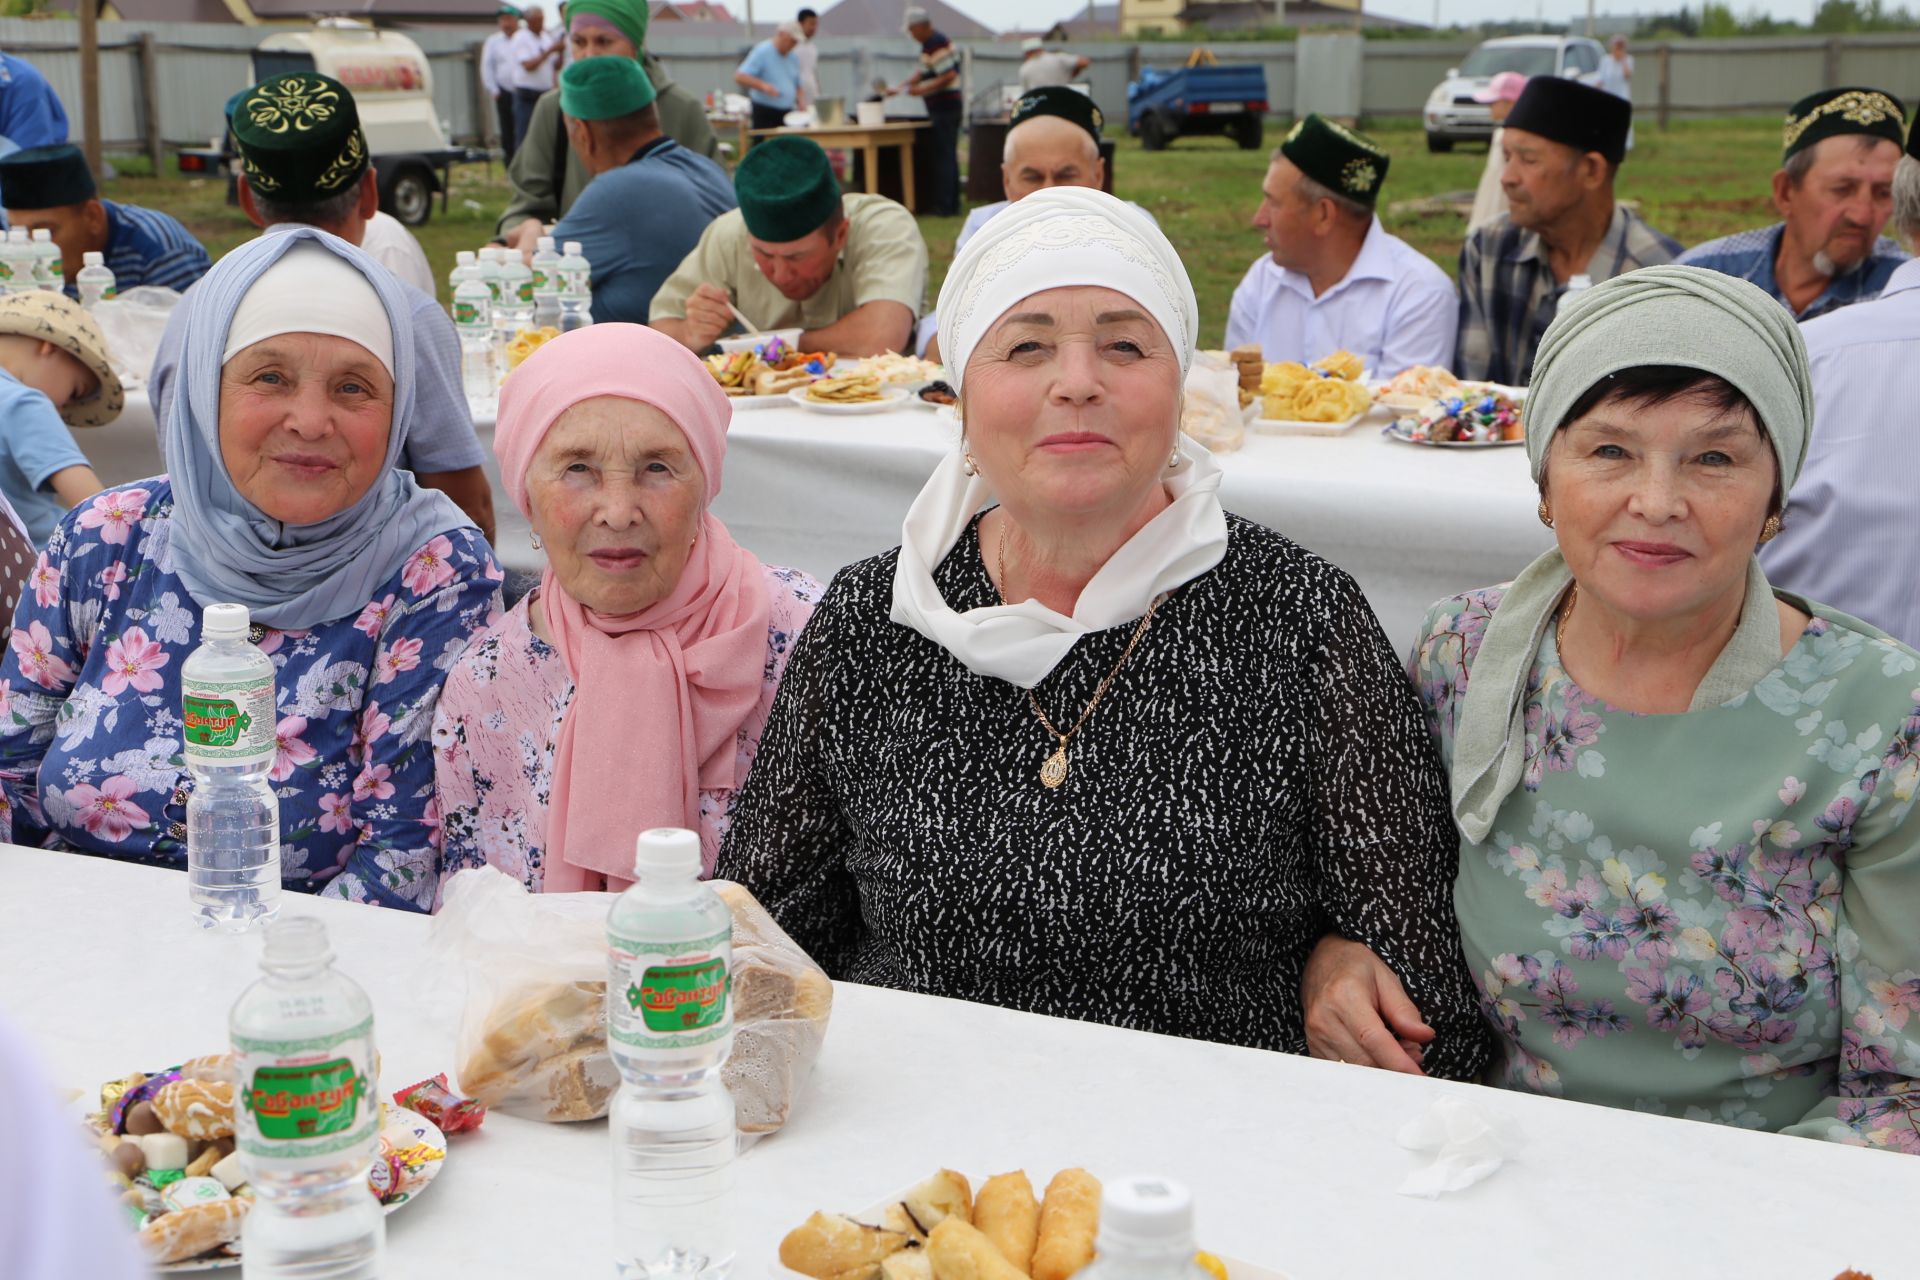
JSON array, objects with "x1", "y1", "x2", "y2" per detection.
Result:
[
  {"x1": 889, "y1": 186, "x2": 1227, "y2": 689},
  {"x1": 221, "y1": 242, "x2": 396, "y2": 376}
]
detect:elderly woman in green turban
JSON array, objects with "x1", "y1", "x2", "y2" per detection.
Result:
[
  {"x1": 493, "y1": 0, "x2": 718, "y2": 253},
  {"x1": 1344, "y1": 266, "x2": 1920, "y2": 1151}
]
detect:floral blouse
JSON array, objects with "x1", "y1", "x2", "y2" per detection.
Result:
[
  {"x1": 432, "y1": 564, "x2": 821, "y2": 893},
  {"x1": 0, "y1": 480, "x2": 504, "y2": 911},
  {"x1": 1412, "y1": 585, "x2": 1920, "y2": 1151}
]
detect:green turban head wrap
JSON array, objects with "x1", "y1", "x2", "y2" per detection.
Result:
[
  {"x1": 561, "y1": 55, "x2": 656, "y2": 119},
  {"x1": 564, "y1": 0, "x2": 648, "y2": 57},
  {"x1": 735, "y1": 136, "x2": 842, "y2": 242}
]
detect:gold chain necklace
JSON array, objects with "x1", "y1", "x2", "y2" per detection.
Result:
[
  {"x1": 994, "y1": 521, "x2": 1161, "y2": 789},
  {"x1": 1556, "y1": 583, "x2": 1578, "y2": 659}
]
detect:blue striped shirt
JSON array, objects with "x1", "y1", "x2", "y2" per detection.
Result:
[
  {"x1": 1675, "y1": 222, "x2": 1906, "y2": 322},
  {"x1": 1759, "y1": 255, "x2": 1920, "y2": 647},
  {"x1": 81, "y1": 200, "x2": 210, "y2": 298}
]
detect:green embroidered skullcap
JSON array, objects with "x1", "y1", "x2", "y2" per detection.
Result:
[
  {"x1": 735, "y1": 136, "x2": 842, "y2": 242},
  {"x1": 561, "y1": 55, "x2": 656, "y2": 119},
  {"x1": 496, "y1": 2, "x2": 519, "y2": 13},
  {"x1": 0, "y1": 144, "x2": 96, "y2": 210},
  {"x1": 1010, "y1": 85, "x2": 1102, "y2": 143},
  {"x1": 565, "y1": 0, "x2": 648, "y2": 56},
  {"x1": 1278, "y1": 113, "x2": 1389, "y2": 208},
  {"x1": 230, "y1": 73, "x2": 369, "y2": 205},
  {"x1": 1781, "y1": 86, "x2": 1907, "y2": 163}
]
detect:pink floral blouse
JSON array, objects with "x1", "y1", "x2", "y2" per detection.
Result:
[{"x1": 431, "y1": 564, "x2": 821, "y2": 894}]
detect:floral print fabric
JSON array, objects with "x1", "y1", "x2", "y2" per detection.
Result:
[
  {"x1": 1413, "y1": 586, "x2": 1920, "y2": 1151},
  {"x1": 432, "y1": 564, "x2": 821, "y2": 893},
  {"x1": 0, "y1": 480, "x2": 503, "y2": 911}
]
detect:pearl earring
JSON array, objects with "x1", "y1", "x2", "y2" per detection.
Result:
[
  {"x1": 1168, "y1": 447, "x2": 1183, "y2": 469},
  {"x1": 962, "y1": 452, "x2": 978, "y2": 476},
  {"x1": 530, "y1": 531, "x2": 543, "y2": 550}
]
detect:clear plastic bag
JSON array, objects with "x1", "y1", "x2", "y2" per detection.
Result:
[
  {"x1": 1181, "y1": 351, "x2": 1246, "y2": 453},
  {"x1": 429, "y1": 867, "x2": 832, "y2": 1138},
  {"x1": 88, "y1": 287, "x2": 182, "y2": 387}
]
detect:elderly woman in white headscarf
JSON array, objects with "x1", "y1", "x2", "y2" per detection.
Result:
[
  {"x1": 0, "y1": 229, "x2": 502, "y2": 911},
  {"x1": 717, "y1": 187, "x2": 1489, "y2": 1073},
  {"x1": 1404, "y1": 266, "x2": 1920, "y2": 1148}
]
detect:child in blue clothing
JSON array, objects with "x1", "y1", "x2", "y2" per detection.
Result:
[{"x1": 0, "y1": 292, "x2": 119, "y2": 543}]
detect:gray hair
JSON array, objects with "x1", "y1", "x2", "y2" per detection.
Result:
[
  {"x1": 253, "y1": 182, "x2": 364, "y2": 233},
  {"x1": 1894, "y1": 153, "x2": 1920, "y2": 249},
  {"x1": 776, "y1": 19, "x2": 805, "y2": 38},
  {"x1": 1783, "y1": 132, "x2": 1890, "y2": 187},
  {"x1": 1294, "y1": 171, "x2": 1371, "y2": 224}
]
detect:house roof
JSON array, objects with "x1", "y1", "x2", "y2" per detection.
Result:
[
  {"x1": 1044, "y1": 2, "x2": 1119, "y2": 37},
  {"x1": 55, "y1": 0, "x2": 242, "y2": 22},
  {"x1": 816, "y1": 0, "x2": 995, "y2": 39}
]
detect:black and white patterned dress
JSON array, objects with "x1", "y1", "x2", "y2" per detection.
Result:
[{"x1": 716, "y1": 513, "x2": 1490, "y2": 1078}]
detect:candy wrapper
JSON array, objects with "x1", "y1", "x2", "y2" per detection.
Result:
[
  {"x1": 392, "y1": 1074, "x2": 486, "y2": 1134},
  {"x1": 756, "y1": 334, "x2": 791, "y2": 364},
  {"x1": 1396, "y1": 386, "x2": 1523, "y2": 443}
]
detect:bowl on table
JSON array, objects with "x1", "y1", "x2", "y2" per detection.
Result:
[{"x1": 718, "y1": 328, "x2": 804, "y2": 358}]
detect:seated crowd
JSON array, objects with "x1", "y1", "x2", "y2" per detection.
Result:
[{"x1": 2, "y1": 34, "x2": 1918, "y2": 1158}]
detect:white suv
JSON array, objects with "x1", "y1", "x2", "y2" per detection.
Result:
[{"x1": 1423, "y1": 35, "x2": 1606, "y2": 152}]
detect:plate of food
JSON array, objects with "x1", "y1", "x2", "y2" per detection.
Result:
[
  {"x1": 1251, "y1": 361, "x2": 1372, "y2": 436},
  {"x1": 789, "y1": 376, "x2": 910, "y2": 414},
  {"x1": 705, "y1": 341, "x2": 833, "y2": 409},
  {"x1": 89, "y1": 1056, "x2": 459, "y2": 1271},
  {"x1": 910, "y1": 379, "x2": 958, "y2": 410},
  {"x1": 1373, "y1": 364, "x2": 1466, "y2": 414},
  {"x1": 841, "y1": 353, "x2": 946, "y2": 386},
  {"x1": 774, "y1": 1167, "x2": 1289, "y2": 1280},
  {"x1": 1385, "y1": 385, "x2": 1526, "y2": 447}
]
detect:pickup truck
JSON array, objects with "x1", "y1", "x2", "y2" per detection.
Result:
[{"x1": 1126, "y1": 61, "x2": 1268, "y2": 151}]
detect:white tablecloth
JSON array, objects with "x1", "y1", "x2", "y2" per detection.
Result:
[
  {"x1": 4, "y1": 845, "x2": 1916, "y2": 1279},
  {"x1": 98, "y1": 392, "x2": 1551, "y2": 648}
]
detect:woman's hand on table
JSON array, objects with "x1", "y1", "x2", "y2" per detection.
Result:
[{"x1": 1302, "y1": 934, "x2": 1434, "y2": 1075}]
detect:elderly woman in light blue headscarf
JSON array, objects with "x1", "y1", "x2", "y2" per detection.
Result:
[
  {"x1": 1392, "y1": 265, "x2": 1920, "y2": 1150},
  {"x1": 0, "y1": 227, "x2": 502, "y2": 911}
]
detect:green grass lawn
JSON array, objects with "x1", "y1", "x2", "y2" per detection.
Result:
[{"x1": 101, "y1": 114, "x2": 1785, "y2": 346}]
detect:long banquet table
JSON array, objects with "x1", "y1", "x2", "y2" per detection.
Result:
[
  {"x1": 101, "y1": 391, "x2": 1550, "y2": 648},
  {"x1": 5, "y1": 844, "x2": 1916, "y2": 1279}
]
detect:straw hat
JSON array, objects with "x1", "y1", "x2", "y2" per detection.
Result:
[{"x1": 0, "y1": 292, "x2": 124, "y2": 427}]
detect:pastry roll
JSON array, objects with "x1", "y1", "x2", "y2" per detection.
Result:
[
  {"x1": 1032, "y1": 1169, "x2": 1100, "y2": 1280},
  {"x1": 974, "y1": 1171, "x2": 1040, "y2": 1273},
  {"x1": 928, "y1": 1218, "x2": 1028, "y2": 1280},
  {"x1": 780, "y1": 1212, "x2": 910, "y2": 1280}
]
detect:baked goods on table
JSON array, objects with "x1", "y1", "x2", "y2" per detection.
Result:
[
  {"x1": 507, "y1": 326, "x2": 563, "y2": 370},
  {"x1": 806, "y1": 374, "x2": 886, "y2": 405},
  {"x1": 1310, "y1": 349, "x2": 1364, "y2": 381},
  {"x1": 705, "y1": 337, "x2": 830, "y2": 397},
  {"x1": 1228, "y1": 345, "x2": 1263, "y2": 408},
  {"x1": 844, "y1": 353, "x2": 944, "y2": 385},
  {"x1": 706, "y1": 350, "x2": 768, "y2": 396},
  {"x1": 779, "y1": 1168, "x2": 1229, "y2": 1280},
  {"x1": 1376, "y1": 364, "x2": 1461, "y2": 403},
  {"x1": 1391, "y1": 385, "x2": 1523, "y2": 443}
]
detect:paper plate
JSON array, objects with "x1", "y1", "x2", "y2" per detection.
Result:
[
  {"x1": 1250, "y1": 410, "x2": 1366, "y2": 437},
  {"x1": 726, "y1": 391, "x2": 800, "y2": 411},
  {"x1": 787, "y1": 386, "x2": 911, "y2": 414}
]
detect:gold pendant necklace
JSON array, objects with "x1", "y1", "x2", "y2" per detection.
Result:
[{"x1": 995, "y1": 521, "x2": 1162, "y2": 789}]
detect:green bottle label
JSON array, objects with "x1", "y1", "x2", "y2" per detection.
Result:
[
  {"x1": 103, "y1": 284, "x2": 118, "y2": 300},
  {"x1": 631, "y1": 957, "x2": 729, "y2": 1032},
  {"x1": 0, "y1": 262, "x2": 12, "y2": 282},
  {"x1": 516, "y1": 279, "x2": 535, "y2": 303},
  {"x1": 182, "y1": 672, "x2": 274, "y2": 765},
  {"x1": 607, "y1": 926, "x2": 731, "y2": 1050},
  {"x1": 244, "y1": 1057, "x2": 364, "y2": 1140},
  {"x1": 530, "y1": 268, "x2": 549, "y2": 291},
  {"x1": 454, "y1": 299, "x2": 482, "y2": 326},
  {"x1": 47, "y1": 256, "x2": 61, "y2": 277},
  {"x1": 233, "y1": 1016, "x2": 377, "y2": 1160}
]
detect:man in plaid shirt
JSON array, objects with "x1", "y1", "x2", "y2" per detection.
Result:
[{"x1": 1455, "y1": 78, "x2": 1680, "y2": 386}]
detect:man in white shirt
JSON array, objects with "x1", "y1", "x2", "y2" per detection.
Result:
[
  {"x1": 1224, "y1": 115, "x2": 1456, "y2": 376},
  {"x1": 482, "y1": 5, "x2": 524, "y2": 161},
  {"x1": 508, "y1": 5, "x2": 563, "y2": 153},
  {"x1": 359, "y1": 208, "x2": 437, "y2": 296},
  {"x1": 796, "y1": 8, "x2": 821, "y2": 110},
  {"x1": 1760, "y1": 128, "x2": 1920, "y2": 647},
  {"x1": 1017, "y1": 38, "x2": 1088, "y2": 92}
]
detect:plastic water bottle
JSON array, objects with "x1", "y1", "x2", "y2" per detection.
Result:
[
  {"x1": 531, "y1": 234, "x2": 562, "y2": 330},
  {"x1": 447, "y1": 246, "x2": 479, "y2": 298},
  {"x1": 76, "y1": 251, "x2": 117, "y2": 308},
  {"x1": 497, "y1": 248, "x2": 535, "y2": 344},
  {"x1": 182, "y1": 602, "x2": 281, "y2": 933},
  {"x1": 1, "y1": 228, "x2": 34, "y2": 293},
  {"x1": 1075, "y1": 1177, "x2": 1214, "y2": 1280},
  {"x1": 1563, "y1": 272, "x2": 1593, "y2": 299},
  {"x1": 30, "y1": 228, "x2": 61, "y2": 290},
  {"x1": 453, "y1": 266, "x2": 496, "y2": 409},
  {"x1": 231, "y1": 916, "x2": 384, "y2": 1280},
  {"x1": 558, "y1": 240, "x2": 592, "y2": 333},
  {"x1": 607, "y1": 828, "x2": 736, "y2": 1280}
]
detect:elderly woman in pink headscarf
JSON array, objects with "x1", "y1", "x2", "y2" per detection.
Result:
[{"x1": 431, "y1": 324, "x2": 820, "y2": 892}]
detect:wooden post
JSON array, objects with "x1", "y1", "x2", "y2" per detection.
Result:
[
  {"x1": 470, "y1": 41, "x2": 495, "y2": 155},
  {"x1": 138, "y1": 33, "x2": 164, "y2": 175},
  {"x1": 1823, "y1": 37, "x2": 1841, "y2": 90},
  {"x1": 79, "y1": 0, "x2": 103, "y2": 176},
  {"x1": 1656, "y1": 42, "x2": 1670, "y2": 132}
]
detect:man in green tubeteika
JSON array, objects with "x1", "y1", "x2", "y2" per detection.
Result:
[{"x1": 493, "y1": 0, "x2": 717, "y2": 252}]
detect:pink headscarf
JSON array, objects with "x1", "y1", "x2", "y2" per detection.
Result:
[{"x1": 496, "y1": 324, "x2": 771, "y2": 890}]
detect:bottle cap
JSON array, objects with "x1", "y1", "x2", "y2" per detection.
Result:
[
  {"x1": 84, "y1": 251, "x2": 104, "y2": 266},
  {"x1": 632, "y1": 827, "x2": 701, "y2": 877},
  {"x1": 1567, "y1": 273, "x2": 1593, "y2": 290},
  {"x1": 201, "y1": 602, "x2": 252, "y2": 639},
  {"x1": 456, "y1": 249, "x2": 476, "y2": 265},
  {"x1": 7, "y1": 228, "x2": 24, "y2": 242},
  {"x1": 564, "y1": 241, "x2": 583, "y2": 256},
  {"x1": 537, "y1": 235, "x2": 556, "y2": 251},
  {"x1": 31, "y1": 228, "x2": 49, "y2": 242},
  {"x1": 1094, "y1": 1177, "x2": 1196, "y2": 1257},
  {"x1": 262, "y1": 916, "x2": 332, "y2": 966}
]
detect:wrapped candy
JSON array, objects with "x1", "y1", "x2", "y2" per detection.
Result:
[
  {"x1": 110, "y1": 1071, "x2": 180, "y2": 1135},
  {"x1": 757, "y1": 334, "x2": 791, "y2": 364},
  {"x1": 392, "y1": 1074, "x2": 486, "y2": 1134}
]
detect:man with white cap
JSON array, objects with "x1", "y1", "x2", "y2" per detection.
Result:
[
  {"x1": 735, "y1": 21, "x2": 807, "y2": 133},
  {"x1": 890, "y1": 7, "x2": 963, "y2": 217},
  {"x1": 1017, "y1": 37, "x2": 1088, "y2": 92}
]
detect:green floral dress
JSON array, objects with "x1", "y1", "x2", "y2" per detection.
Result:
[{"x1": 1412, "y1": 586, "x2": 1920, "y2": 1151}]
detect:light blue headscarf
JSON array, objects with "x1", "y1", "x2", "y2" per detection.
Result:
[{"x1": 162, "y1": 226, "x2": 473, "y2": 630}]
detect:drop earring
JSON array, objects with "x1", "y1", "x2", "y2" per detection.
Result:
[
  {"x1": 1537, "y1": 500, "x2": 1553, "y2": 529},
  {"x1": 961, "y1": 452, "x2": 978, "y2": 476},
  {"x1": 530, "y1": 530, "x2": 543, "y2": 550}
]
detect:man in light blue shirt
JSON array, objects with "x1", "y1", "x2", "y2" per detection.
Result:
[
  {"x1": 1760, "y1": 134, "x2": 1920, "y2": 648},
  {"x1": 552, "y1": 57, "x2": 736, "y2": 325},
  {"x1": 735, "y1": 24, "x2": 804, "y2": 133},
  {"x1": 1225, "y1": 115, "x2": 1454, "y2": 377}
]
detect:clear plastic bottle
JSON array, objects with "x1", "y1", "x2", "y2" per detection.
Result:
[
  {"x1": 606, "y1": 828, "x2": 736, "y2": 1280},
  {"x1": 530, "y1": 234, "x2": 562, "y2": 330},
  {"x1": 497, "y1": 248, "x2": 535, "y2": 344},
  {"x1": 231, "y1": 917, "x2": 384, "y2": 1280},
  {"x1": 1, "y1": 228, "x2": 34, "y2": 293},
  {"x1": 182, "y1": 602, "x2": 281, "y2": 932},
  {"x1": 452, "y1": 266, "x2": 497, "y2": 410},
  {"x1": 447, "y1": 246, "x2": 479, "y2": 298},
  {"x1": 76, "y1": 251, "x2": 117, "y2": 308},
  {"x1": 1076, "y1": 1177, "x2": 1214, "y2": 1280},
  {"x1": 558, "y1": 240, "x2": 593, "y2": 333},
  {"x1": 30, "y1": 228, "x2": 61, "y2": 291}
]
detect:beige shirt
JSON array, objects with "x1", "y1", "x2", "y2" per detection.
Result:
[{"x1": 649, "y1": 193, "x2": 929, "y2": 335}]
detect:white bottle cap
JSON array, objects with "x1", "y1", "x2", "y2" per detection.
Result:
[
  {"x1": 633, "y1": 827, "x2": 701, "y2": 877},
  {"x1": 31, "y1": 228, "x2": 50, "y2": 242},
  {"x1": 1567, "y1": 273, "x2": 1593, "y2": 290},
  {"x1": 538, "y1": 235, "x2": 556, "y2": 251},
  {"x1": 1095, "y1": 1177, "x2": 1196, "y2": 1257},
  {"x1": 84, "y1": 251, "x2": 104, "y2": 267},
  {"x1": 7, "y1": 228, "x2": 24, "y2": 242},
  {"x1": 456, "y1": 249, "x2": 476, "y2": 265},
  {"x1": 564, "y1": 241, "x2": 583, "y2": 256},
  {"x1": 201, "y1": 602, "x2": 252, "y2": 639}
]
